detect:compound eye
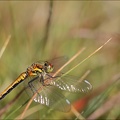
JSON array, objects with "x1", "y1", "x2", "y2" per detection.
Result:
[
  {"x1": 44, "y1": 63, "x2": 47, "y2": 66},
  {"x1": 44, "y1": 62, "x2": 48, "y2": 66}
]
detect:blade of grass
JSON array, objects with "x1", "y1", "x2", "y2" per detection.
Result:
[
  {"x1": 87, "y1": 91, "x2": 120, "y2": 120},
  {"x1": 0, "y1": 35, "x2": 11, "y2": 59},
  {"x1": 83, "y1": 73, "x2": 120, "y2": 117},
  {"x1": 87, "y1": 73, "x2": 120, "y2": 100}
]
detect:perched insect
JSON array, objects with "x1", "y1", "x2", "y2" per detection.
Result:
[{"x1": 0, "y1": 57, "x2": 92, "y2": 112}]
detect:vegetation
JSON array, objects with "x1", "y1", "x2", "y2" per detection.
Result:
[{"x1": 0, "y1": 1, "x2": 120, "y2": 119}]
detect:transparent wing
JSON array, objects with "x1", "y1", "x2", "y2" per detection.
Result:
[
  {"x1": 25, "y1": 76, "x2": 71, "y2": 112},
  {"x1": 37, "y1": 56, "x2": 68, "y2": 73},
  {"x1": 34, "y1": 86, "x2": 71, "y2": 112},
  {"x1": 50, "y1": 75, "x2": 92, "y2": 93},
  {"x1": 49, "y1": 56, "x2": 68, "y2": 73}
]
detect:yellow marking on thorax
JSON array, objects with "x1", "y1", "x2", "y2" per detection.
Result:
[
  {"x1": 34, "y1": 67, "x2": 43, "y2": 73},
  {"x1": 28, "y1": 67, "x2": 43, "y2": 76}
]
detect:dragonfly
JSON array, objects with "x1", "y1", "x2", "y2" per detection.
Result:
[{"x1": 0, "y1": 57, "x2": 92, "y2": 112}]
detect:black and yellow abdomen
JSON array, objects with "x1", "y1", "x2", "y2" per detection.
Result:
[{"x1": 0, "y1": 72, "x2": 28, "y2": 100}]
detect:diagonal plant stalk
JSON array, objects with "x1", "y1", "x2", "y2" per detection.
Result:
[
  {"x1": 15, "y1": 105, "x2": 41, "y2": 119},
  {"x1": 63, "y1": 38, "x2": 112, "y2": 76}
]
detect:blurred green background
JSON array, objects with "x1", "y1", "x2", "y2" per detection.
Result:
[{"x1": 0, "y1": 1, "x2": 120, "y2": 119}]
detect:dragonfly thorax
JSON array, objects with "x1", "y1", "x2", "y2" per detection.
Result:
[
  {"x1": 27, "y1": 62, "x2": 54, "y2": 76},
  {"x1": 26, "y1": 63, "x2": 42, "y2": 76}
]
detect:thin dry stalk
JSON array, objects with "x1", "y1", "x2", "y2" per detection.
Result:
[
  {"x1": 64, "y1": 38, "x2": 112, "y2": 75},
  {"x1": 0, "y1": 35, "x2": 11, "y2": 59},
  {"x1": 71, "y1": 105, "x2": 85, "y2": 120},
  {"x1": 16, "y1": 105, "x2": 40, "y2": 119},
  {"x1": 43, "y1": 0, "x2": 53, "y2": 49},
  {"x1": 78, "y1": 70, "x2": 91, "y2": 82}
]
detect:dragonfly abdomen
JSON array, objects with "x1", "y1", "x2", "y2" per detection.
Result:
[{"x1": 0, "y1": 72, "x2": 28, "y2": 100}]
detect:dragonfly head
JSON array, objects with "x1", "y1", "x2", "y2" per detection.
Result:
[{"x1": 44, "y1": 61, "x2": 54, "y2": 73}]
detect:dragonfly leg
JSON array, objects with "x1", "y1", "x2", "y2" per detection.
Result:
[
  {"x1": 43, "y1": 74, "x2": 60, "y2": 86},
  {"x1": 28, "y1": 76, "x2": 39, "y2": 95},
  {"x1": 39, "y1": 74, "x2": 53, "y2": 86},
  {"x1": 39, "y1": 74, "x2": 46, "y2": 86}
]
